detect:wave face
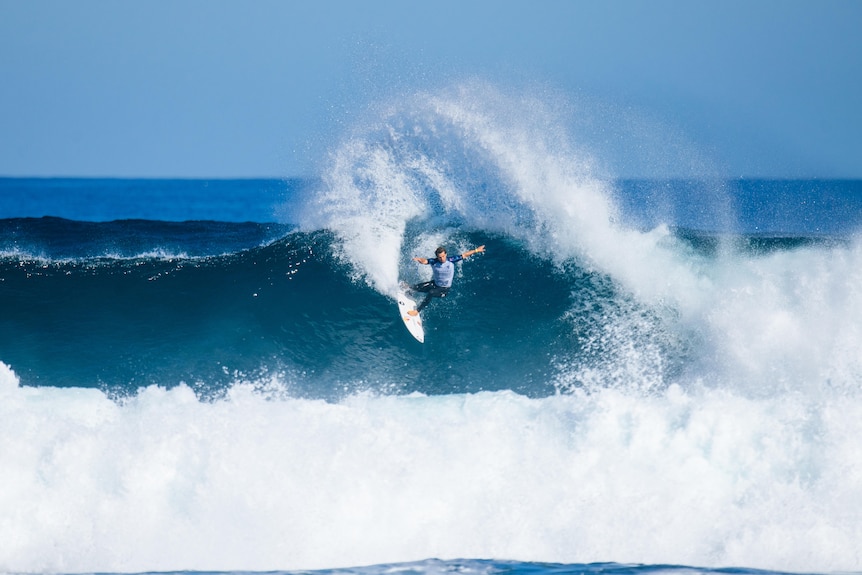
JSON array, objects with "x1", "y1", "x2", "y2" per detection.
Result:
[{"x1": 2, "y1": 84, "x2": 862, "y2": 574}]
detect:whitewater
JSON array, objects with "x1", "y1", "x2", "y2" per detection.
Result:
[{"x1": 1, "y1": 83, "x2": 861, "y2": 574}]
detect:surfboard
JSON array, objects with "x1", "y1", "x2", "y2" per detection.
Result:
[{"x1": 397, "y1": 289, "x2": 424, "y2": 343}]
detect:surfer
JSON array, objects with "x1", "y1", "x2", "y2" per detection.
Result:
[{"x1": 408, "y1": 245, "x2": 485, "y2": 315}]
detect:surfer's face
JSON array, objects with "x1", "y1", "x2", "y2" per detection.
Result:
[{"x1": 436, "y1": 251, "x2": 446, "y2": 262}]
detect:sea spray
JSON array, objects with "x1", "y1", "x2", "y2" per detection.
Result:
[
  {"x1": 299, "y1": 83, "x2": 730, "y2": 326},
  {"x1": 300, "y1": 83, "x2": 615, "y2": 295}
]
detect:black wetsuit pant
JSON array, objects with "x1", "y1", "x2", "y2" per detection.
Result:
[{"x1": 412, "y1": 281, "x2": 450, "y2": 313}]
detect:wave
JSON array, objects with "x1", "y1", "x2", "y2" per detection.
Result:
[
  {"x1": 3, "y1": 215, "x2": 861, "y2": 574},
  {"x1": 0, "y1": 216, "x2": 292, "y2": 261},
  {"x1": 2, "y1": 82, "x2": 862, "y2": 573},
  {"x1": 6, "y1": 222, "x2": 859, "y2": 398},
  {"x1": 284, "y1": 82, "x2": 862, "y2": 399}
]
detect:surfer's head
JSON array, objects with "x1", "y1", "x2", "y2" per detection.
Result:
[{"x1": 435, "y1": 247, "x2": 447, "y2": 261}]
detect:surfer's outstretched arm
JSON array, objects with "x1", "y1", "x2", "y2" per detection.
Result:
[{"x1": 460, "y1": 245, "x2": 485, "y2": 258}]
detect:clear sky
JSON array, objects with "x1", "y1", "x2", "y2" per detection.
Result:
[{"x1": 1, "y1": 0, "x2": 860, "y2": 179}]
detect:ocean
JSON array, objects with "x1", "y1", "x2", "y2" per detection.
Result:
[{"x1": 1, "y1": 88, "x2": 861, "y2": 575}]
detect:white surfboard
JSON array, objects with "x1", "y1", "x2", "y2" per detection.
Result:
[{"x1": 397, "y1": 289, "x2": 424, "y2": 343}]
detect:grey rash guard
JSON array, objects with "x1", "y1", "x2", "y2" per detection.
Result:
[{"x1": 427, "y1": 255, "x2": 463, "y2": 287}]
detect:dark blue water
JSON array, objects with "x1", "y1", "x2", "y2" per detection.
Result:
[
  {"x1": 2, "y1": 178, "x2": 851, "y2": 396},
  {"x1": 0, "y1": 222, "x2": 580, "y2": 395}
]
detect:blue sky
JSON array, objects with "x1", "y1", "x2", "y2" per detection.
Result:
[{"x1": 1, "y1": 0, "x2": 860, "y2": 178}]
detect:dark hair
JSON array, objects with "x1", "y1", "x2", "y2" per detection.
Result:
[{"x1": 435, "y1": 246, "x2": 446, "y2": 255}]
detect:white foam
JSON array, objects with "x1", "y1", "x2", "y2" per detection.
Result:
[
  {"x1": 689, "y1": 240, "x2": 862, "y2": 395},
  {"x1": 300, "y1": 137, "x2": 428, "y2": 296},
  {"x1": 1, "y1": 364, "x2": 860, "y2": 573}
]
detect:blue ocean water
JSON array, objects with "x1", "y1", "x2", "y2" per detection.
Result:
[{"x1": 2, "y1": 87, "x2": 861, "y2": 575}]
